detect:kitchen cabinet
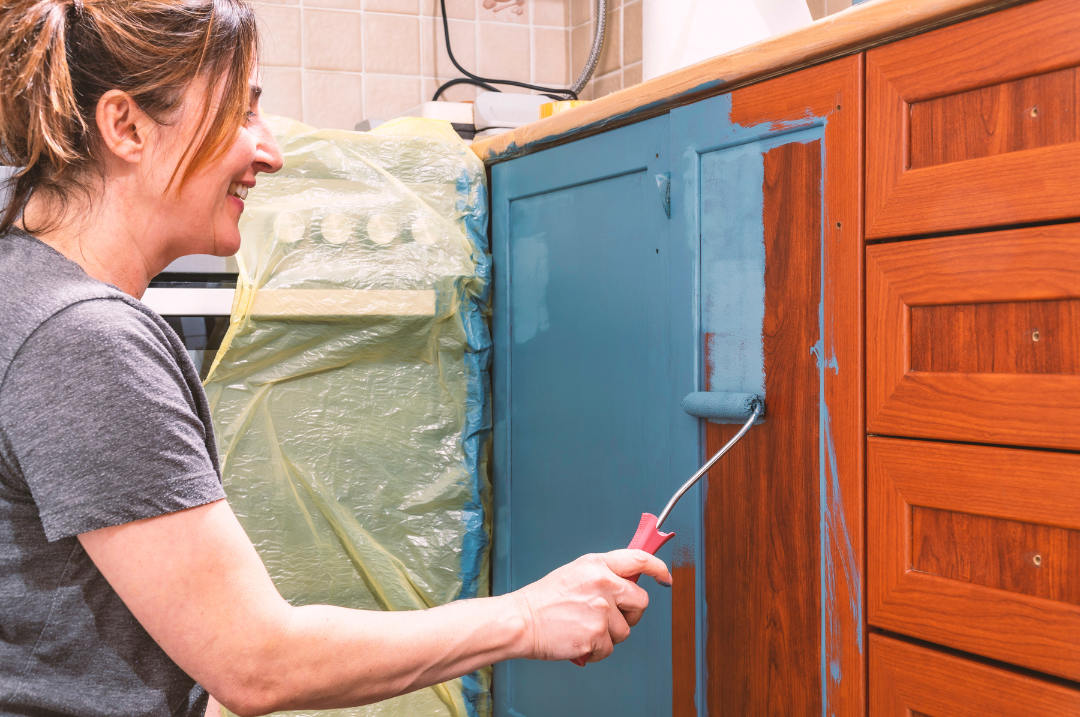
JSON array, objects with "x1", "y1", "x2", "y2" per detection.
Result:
[
  {"x1": 490, "y1": 56, "x2": 863, "y2": 716},
  {"x1": 481, "y1": 0, "x2": 1080, "y2": 714}
]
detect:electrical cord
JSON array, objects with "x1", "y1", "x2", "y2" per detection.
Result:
[{"x1": 432, "y1": 0, "x2": 578, "y2": 101}]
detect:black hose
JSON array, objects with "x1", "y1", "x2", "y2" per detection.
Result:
[{"x1": 433, "y1": 0, "x2": 578, "y2": 102}]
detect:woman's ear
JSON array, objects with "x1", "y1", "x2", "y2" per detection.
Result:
[{"x1": 95, "y1": 89, "x2": 153, "y2": 164}]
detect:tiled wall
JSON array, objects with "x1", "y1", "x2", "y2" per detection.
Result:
[
  {"x1": 255, "y1": 0, "x2": 851, "y2": 130},
  {"x1": 255, "y1": 0, "x2": 577, "y2": 130},
  {"x1": 569, "y1": 0, "x2": 641, "y2": 101}
]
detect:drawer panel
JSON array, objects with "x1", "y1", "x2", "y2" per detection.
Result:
[
  {"x1": 868, "y1": 438, "x2": 1080, "y2": 681},
  {"x1": 866, "y1": 226, "x2": 1080, "y2": 449},
  {"x1": 866, "y1": 0, "x2": 1080, "y2": 238},
  {"x1": 871, "y1": 634, "x2": 1080, "y2": 716}
]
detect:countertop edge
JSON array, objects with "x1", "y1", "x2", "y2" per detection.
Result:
[{"x1": 470, "y1": 0, "x2": 1031, "y2": 165}]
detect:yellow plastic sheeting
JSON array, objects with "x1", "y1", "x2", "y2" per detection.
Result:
[{"x1": 204, "y1": 117, "x2": 492, "y2": 717}]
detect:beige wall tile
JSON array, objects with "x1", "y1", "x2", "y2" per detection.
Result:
[
  {"x1": 479, "y1": 0, "x2": 527, "y2": 23},
  {"x1": 303, "y1": 71, "x2": 363, "y2": 129},
  {"x1": 595, "y1": 8, "x2": 620, "y2": 77},
  {"x1": 255, "y1": 5, "x2": 301, "y2": 67},
  {"x1": 364, "y1": 14, "x2": 421, "y2": 75},
  {"x1": 364, "y1": 0, "x2": 420, "y2": 13},
  {"x1": 422, "y1": 78, "x2": 477, "y2": 102},
  {"x1": 570, "y1": 22, "x2": 591, "y2": 80},
  {"x1": 422, "y1": 17, "x2": 475, "y2": 79},
  {"x1": 622, "y1": 0, "x2": 641, "y2": 65},
  {"x1": 806, "y1": 0, "x2": 825, "y2": 20},
  {"x1": 825, "y1": 0, "x2": 852, "y2": 15},
  {"x1": 590, "y1": 70, "x2": 621, "y2": 98},
  {"x1": 365, "y1": 74, "x2": 421, "y2": 118},
  {"x1": 305, "y1": 0, "x2": 362, "y2": 9},
  {"x1": 622, "y1": 61, "x2": 641, "y2": 88},
  {"x1": 531, "y1": 0, "x2": 568, "y2": 26},
  {"x1": 570, "y1": 0, "x2": 591, "y2": 26},
  {"x1": 420, "y1": 0, "x2": 475, "y2": 19},
  {"x1": 257, "y1": 0, "x2": 299, "y2": 5},
  {"x1": 258, "y1": 66, "x2": 303, "y2": 120},
  {"x1": 303, "y1": 10, "x2": 363, "y2": 71},
  {"x1": 477, "y1": 22, "x2": 529, "y2": 82},
  {"x1": 533, "y1": 28, "x2": 568, "y2": 85}
]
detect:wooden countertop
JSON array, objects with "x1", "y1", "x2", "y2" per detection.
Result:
[{"x1": 470, "y1": 0, "x2": 1030, "y2": 165}]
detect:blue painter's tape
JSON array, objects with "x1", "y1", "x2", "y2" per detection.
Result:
[{"x1": 455, "y1": 171, "x2": 493, "y2": 717}]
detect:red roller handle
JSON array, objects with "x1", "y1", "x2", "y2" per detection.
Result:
[{"x1": 571, "y1": 513, "x2": 674, "y2": 666}]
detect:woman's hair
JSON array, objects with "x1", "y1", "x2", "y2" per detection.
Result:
[{"x1": 0, "y1": 0, "x2": 259, "y2": 233}]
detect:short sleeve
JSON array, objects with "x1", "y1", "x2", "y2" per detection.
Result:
[{"x1": 0, "y1": 299, "x2": 226, "y2": 541}]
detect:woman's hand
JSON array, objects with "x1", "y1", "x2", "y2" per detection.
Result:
[{"x1": 510, "y1": 550, "x2": 672, "y2": 663}]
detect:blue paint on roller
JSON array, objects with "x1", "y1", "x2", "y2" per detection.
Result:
[{"x1": 681, "y1": 391, "x2": 763, "y2": 424}]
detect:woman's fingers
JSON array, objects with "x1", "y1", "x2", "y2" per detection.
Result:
[
  {"x1": 601, "y1": 549, "x2": 673, "y2": 586},
  {"x1": 511, "y1": 549, "x2": 671, "y2": 663}
]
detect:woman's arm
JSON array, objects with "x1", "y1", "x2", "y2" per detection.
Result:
[{"x1": 80, "y1": 499, "x2": 670, "y2": 717}]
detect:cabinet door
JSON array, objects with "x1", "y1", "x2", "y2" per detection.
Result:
[
  {"x1": 866, "y1": 227, "x2": 1080, "y2": 449},
  {"x1": 866, "y1": 0, "x2": 1080, "y2": 238},
  {"x1": 490, "y1": 116, "x2": 700, "y2": 717},
  {"x1": 671, "y1": 56, "x2": 864, "y2": 717},
  {"x1": 869, "y1": 437, "x2": 1080, "y2": 681},
  {"x1": 870, "y1": 634, "x2": 1080, "y2": 716}
]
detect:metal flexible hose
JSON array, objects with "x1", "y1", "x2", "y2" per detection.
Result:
[{"x1": 571, "y1": 0, "x2": 608, "y2": 96}]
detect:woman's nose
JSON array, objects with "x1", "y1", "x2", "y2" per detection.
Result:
[{"x1": 254, "y1": 124, "x2": 284, "y2": 174}]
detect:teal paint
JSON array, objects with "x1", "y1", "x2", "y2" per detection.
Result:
[
  {"x1": 491, "y1": 115, "x2": 690, "y2": 717},
  {"x1": 509, "y1": 231, "x2": 550, "y2": 345}
]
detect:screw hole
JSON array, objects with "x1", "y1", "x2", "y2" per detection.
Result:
[
  {"x1": 836, "y1": 104, "x2": 841, "y2": 111},
  {"x1": 656, "y1": 153, "x2": 659, "y2": 158},
  {"x1": 1030, "y1": 106, "x2": 1039, "y2": 118},
  {"x1": 835, "y1": 222, "x2": 842, "y2": 229},
  {"x1": 1033, "y1": 330, "x2": 1041, "y2": 342},
  {"x1": 1033, "y1": 554, "x2": 1043, "y2": 567}
]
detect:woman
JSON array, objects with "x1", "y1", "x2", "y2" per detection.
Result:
[{"x1": 0, "y1": 1, "x2": 671, "y2": 715}]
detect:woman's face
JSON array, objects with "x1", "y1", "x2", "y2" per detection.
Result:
[{"x1": 147, "y1": 65, "x2": 283, "y2": 260}]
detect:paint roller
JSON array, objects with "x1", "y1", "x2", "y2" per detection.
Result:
[{"x1": 572, "y1": 391, "x2": 764, "y2": 666}]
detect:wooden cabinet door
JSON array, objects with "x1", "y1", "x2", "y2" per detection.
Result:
[
  {"x1": 870, "y1": 634, "x2": 1080, "y2": 716},
  {"x1": 866, "y1": 0, "x2": 1080, "y2": 238},
  {"x1": 866, "y1": 226, "x2": 1080, "y2": 449},
  {"x1": 869, "y1": 437, "x2": 1080, "y2": 681},
  {"x1": 490, "y1": 116, "x2": 700, "y2": 717},
  {"x1": 671, "y1": 56, "x2": 863, "y2": 717}
]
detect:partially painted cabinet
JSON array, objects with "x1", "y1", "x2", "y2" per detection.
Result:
[
  {"x1": 491, "y1": 57, "x2": 863, "y2": 716},
  {"x1": 489, "y1": 0, "x2": 1080, "y2": 714}
]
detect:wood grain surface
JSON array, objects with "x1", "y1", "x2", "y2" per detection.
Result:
[
  {"x1": 870, "y1": 634, "x2": 1080, "y2": 715},
  {"x1": 910, "y1": 299, "x2": 1080, "y2": 374},
  {"x1": 866, "y1": 226, "x2": 1080, "y2": 450},
  {"x1": 671, "y1": 564, "x2": 697, "y2": 717},
  {"x1": 703, "y1": 55, "x2": 864, "y2": 717},
  {"x1": 471, "y1": 0, "x2": 1028, "y2": 164},
  {"x1": 706, "y1": 137, "x2": 822, "y2": 717},
  {"x1": 866, "y1": 0, "x2": 1080, "y2": 237},
  {"x1": 869, "y1": 437, "x2": 1080, "y2": 681}
]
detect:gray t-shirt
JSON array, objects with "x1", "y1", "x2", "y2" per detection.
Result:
[{"x1": 0, "y1": 228, "x2": 226, "y2": 716}]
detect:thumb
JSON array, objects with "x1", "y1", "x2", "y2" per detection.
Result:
[{"x1": 601, "y1": 549, "x2": 672, "y2": 586}]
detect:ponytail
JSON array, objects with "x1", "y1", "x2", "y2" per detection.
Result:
[{"x1": 0, "y1": 0, "x2": 258, "y2": 234}]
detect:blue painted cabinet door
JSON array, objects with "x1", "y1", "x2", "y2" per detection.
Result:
[{"x1": 490, "y1": 116, "x2": 701, "y2": 716}]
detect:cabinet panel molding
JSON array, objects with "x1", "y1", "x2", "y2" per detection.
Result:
[
  {"x1": 868, "y1": 437, "x2": 1080, "y2": 681},
  {"x1": 866, "y1": 0, "x2": 1080, "y2": 238},
  {"x1": 870, "y1": 634, "x2": 1080, "y2": 716},
  {"x1": 866, "y1": 225, "x2": 1080, "y2": 449}
]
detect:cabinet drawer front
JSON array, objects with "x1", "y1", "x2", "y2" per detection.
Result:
[
  {"x1": 869, "y1": 438, "x2": 1080, "y2": 681},
  {"x1": 866, "y1": 226, "x2": 1080, "y2": 449},
  {"x1": 871, "y1": 634, "x2": 1080, "y2": 716},
  {"x1": 866, "y1": 0, "x2": 1080, "y2": 238}
]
